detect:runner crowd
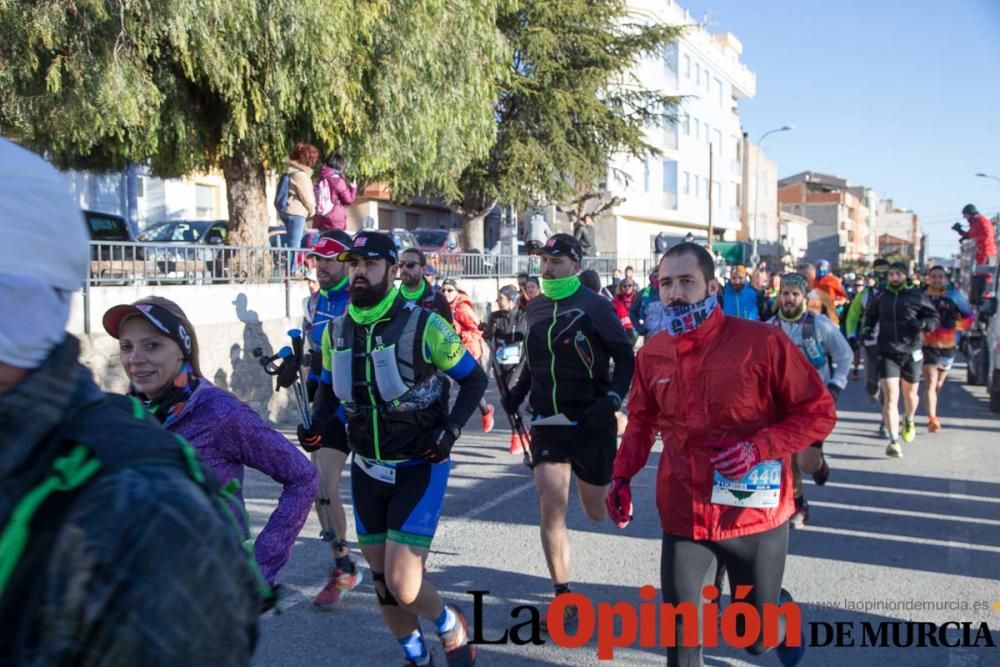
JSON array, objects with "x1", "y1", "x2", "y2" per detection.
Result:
[{"x1": 3, "y1": 137, "x2": 996, "y2": 666}]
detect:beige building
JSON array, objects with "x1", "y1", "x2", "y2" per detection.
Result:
[
  {"x1": 778, "y1": 210, "x2": 812, "y2": 267},
  {"x1": 875, "y1": 199, "x2": 921, "y2": 260}
]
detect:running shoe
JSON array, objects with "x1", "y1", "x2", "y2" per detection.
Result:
[
  {"x1": 877, "y1": 423, "x2": 890, "y2": 439},
  {"x1": 775, "y1": 588, "x2": 806, "y2": 666},
  {"x1": 438, "y1": 605, "x2": 476, "y2": 666},
  {"x1": 811, "y1": 460, "x2": 830, "y2": 486},
  {"x1": 541, "y1": 597, "x2": 579, "y2": 634},
  {"x1": 901, "y1": 417, "x2": 916, "y2": 443},
  {"x1": 790, "y1": 496, "x2": 810, "y2": 529},
  {"x1": 885, "y1": 440, "x2": 903, "y2": 458},
  {"x1": 260, "y1": 584, "x2": 283, "y2": 614},
  {"x1": 508, "y1": 432, "x2": 525, "y2": 455},
  {"x1": 313, "y1": 567, "x2": 363, "y2": 608},
  {"x1": 927, "y1": 417, "x2": 941, "y2": 433},
  {"x1": 404, "y1": 656, "x2": 434, "y2": 667},
  {"x1": 481, "y1": 405, "x2": 495, "y2": 434}
]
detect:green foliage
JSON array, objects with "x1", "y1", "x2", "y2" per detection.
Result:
[
  {"x1": 0, "y1": 0, "x2": 506, "y2": 233},
  {"x1": 454, "y1": 0, "x2": 685, "y2": 220}
]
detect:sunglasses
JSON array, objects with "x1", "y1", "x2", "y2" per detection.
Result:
[
  {"x1": 622, "y1": 283, "x2": 635, "y2": 289},
  {"x1": 400, "y1": 261, "x2": 423, "y2": 269}
]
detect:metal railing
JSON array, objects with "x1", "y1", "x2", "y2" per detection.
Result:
[{"x1": 87, "y1": 240, "x2": 658, "y2": 286}]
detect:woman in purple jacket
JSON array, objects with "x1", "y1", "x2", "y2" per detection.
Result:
[
  {"x1": 102, "y1": 296, "x2": 318, "y2": 593},
  {"x1": 312, "y1": 151, "x2": 357, "y2": 231}
]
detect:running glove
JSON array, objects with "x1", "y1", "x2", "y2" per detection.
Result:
[
  {"x1": 710, "y1": 441, "x2": 761, "y2": 480},
  {"x1": 297, "y1": 423, "x2": 323, "y2": 452},
  {"x1": 605, "y1": 477, "x2": 633, "y2": 529},
  {"x1": 425, "y1": 425, "x2": 460, "y2": 463}
]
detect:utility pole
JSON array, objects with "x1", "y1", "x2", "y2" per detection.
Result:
[{"x1": 707, "y1": 142, "x2": 714, "y2": 250}]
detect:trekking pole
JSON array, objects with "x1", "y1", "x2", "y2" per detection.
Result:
[
  {"x1": 491, "y1": 351, "x2": 533, "y2": 469},
  {"x1": 288, "y1": 328, "x2": 338, "y2": 543}
]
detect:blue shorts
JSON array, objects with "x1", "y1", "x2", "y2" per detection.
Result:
[{"x1": 351, "y1": 457, "x2": 450, "y2": 549}]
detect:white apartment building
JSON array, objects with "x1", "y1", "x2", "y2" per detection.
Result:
[
  {"x1": 742, "y1": 141, "x2": 778, "y2": 247},
  {"x1": 601, "y1": 0, "x2": 756, "y2": 258}
]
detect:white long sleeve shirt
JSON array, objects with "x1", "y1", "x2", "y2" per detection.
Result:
[{"x1": 769, "y1": 311, "x2": 853, "y2": 389}]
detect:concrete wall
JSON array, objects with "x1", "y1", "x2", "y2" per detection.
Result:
[{"x1": 70, "y1": 276, "x2": 585, "y2": 424}]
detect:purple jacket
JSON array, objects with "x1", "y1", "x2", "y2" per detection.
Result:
[
  {"x1": 312, "y1": 165, "x2": 357, "y2": 231},
  {"x1": 168, "y1": 381, "x2": 318, "y2": 585}
]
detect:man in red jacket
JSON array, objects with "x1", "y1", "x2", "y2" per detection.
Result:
[
  {"x1": 954, "y1": 204, "x2": 997, "y2": 267},
  {"x1": 606, "y1": 242, "x2": 837, "y2": 666}
]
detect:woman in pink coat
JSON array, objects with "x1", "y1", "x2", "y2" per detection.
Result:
[{"x1": 312, "y1": 152, "x2": 357, "y2": 231}]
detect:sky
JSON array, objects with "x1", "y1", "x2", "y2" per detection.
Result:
[{"x1": 676, "y1": 0, "x2": 1000, "y2": 258}]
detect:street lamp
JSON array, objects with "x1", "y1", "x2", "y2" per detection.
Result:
[
  {"x1": 975, "y1": 172, "x2": 1000, "y2": 185},
  {"x1": 751, "y1": 125, "x2": 795, "y2": 265}
]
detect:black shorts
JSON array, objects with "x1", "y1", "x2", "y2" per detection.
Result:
[
  {"x1": 922, "y1": 346, "x2": 956, "y2": 372},
  {"x1": 529, "y1": 421, "x2": 617, "y2": 486},
  {"x1": 880, "y1": 351, "x2": 922, "y2": 383},
  {"x1": 351, "y1": 457, "x2": 450, "y2": 548},
  {"x1": 321, "y1": 414, "x2": 350, "y2": 454}
]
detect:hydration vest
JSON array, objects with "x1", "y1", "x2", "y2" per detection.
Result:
[
  {"x1": 329, "y1": 302, "x2": 442, "y2": 413},
  {"x1": 775, "y1": 312, "x2": 826, "y2": 370}
]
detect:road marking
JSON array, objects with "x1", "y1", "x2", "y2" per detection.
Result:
[
  {"x1": 801, "y1": 525, "x2": 1000, "y2": 554},
  {"x1": 457, "y1": 480, "x2": 536, "y2": 521},
  {"x1": 824, "y1": 481, "x2": 1000, "y2": 504},
  {"x1": 808, "y1": 500, "x2": 1000, "y2": 526}
]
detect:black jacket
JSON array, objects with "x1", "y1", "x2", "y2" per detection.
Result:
[
  {"x1": 513, "y1": 284, "x2": 635, "y2": 419},
  {"x1": 0, "y1": 338, "x2": 259, "y2": 666},
  {"x1": 863, "y1": 285, "x2": 939, "y2": 356}
]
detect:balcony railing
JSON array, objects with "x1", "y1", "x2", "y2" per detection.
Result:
[{"x1": 86, "y1": 241, "x2": 656, "y2": 286}]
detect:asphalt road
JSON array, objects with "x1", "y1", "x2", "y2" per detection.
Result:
[{"x1": 247, "y1": 361, "x2": 999, "y2": 666}]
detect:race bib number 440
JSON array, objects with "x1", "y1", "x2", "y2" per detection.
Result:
[{"x1": 711, "y1": 460, "x2": 782, "y2": 509}]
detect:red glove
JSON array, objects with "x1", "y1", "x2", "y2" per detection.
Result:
[
  {"x1": 605, "y1": 477, "x2": 632, "y2": 529},
  {"x1": 710, "y1": 441, "x2": 761, "y2": 480}
]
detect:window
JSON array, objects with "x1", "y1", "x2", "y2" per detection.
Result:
[
  {"x1": 704, "y1": 69, "x2": 711, "y2": 93},
  {"x1": 682, "y1": 113, "x2": 690, "y2": 135},
  {"x1": 643, "y1": 155, "x2": 651, "y2": 192},
  {"x1": 695, "y1": 62, "x2": 701, "y2": 84},
  {"x1": 195, "y1": 184, "x2": 215, "y2": 219},
  {"x1": 715, "y1": 77, "x2": 723, "y2": 105},
  {"x1": 662, "y1": 117, "x2": 678, "y2": 150},
  {"x1": 662, "y1": 42, "x2": 678, "y2": 88},
  {"x1": 702, "y1": 177, "x2": 709, "y2": 198},
  {"x1": 714, "y1": 181, "x2": 721, "y2": 205},
  {"x1": 713, "y1": 129, "x2": 723, "y2": 155},
  {"x1": 694, "y1": 175, "x2": 700, "y2": 197},
  {"x1": 683, "y1": 54, "x2": 691, "y2": 78},
  {"x1": 694, "y1": 118, "x2": 701, "y2": 140},
  {"x1": 136, "y1": 176, "x2": 145, "y2": 198},
  {"x1": 683, "y1": 171, "x2": 690, "y2": 195},
  {"x1": 703, "y1": 122, "x2": 711, "y2": 144},
  {"x1": 662, "y1": 160, "x2": 678, "y2": 208}
]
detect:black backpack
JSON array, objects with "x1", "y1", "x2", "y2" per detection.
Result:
[{"x1": 0, "y1": 394, "x2": 269, "y2": 653}]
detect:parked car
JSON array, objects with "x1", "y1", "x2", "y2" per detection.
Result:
[
  {"x1": 412, "y1": 227, "x2": 463, "y2": 273},
  {"x1": 83, "y1": 209, "x2": 144, "y2": 282},
  {"x1": 389, "y1": 228, "x2": 420, "y2": 253},
  {"x1": 137, "y1": 219, "x2": 228, "y2": 283}
]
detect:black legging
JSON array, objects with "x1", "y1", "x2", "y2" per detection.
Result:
[{"x1": 661, "y1": 522, "x2": 790, "y2": 666}]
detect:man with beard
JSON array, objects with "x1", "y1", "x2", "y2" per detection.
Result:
[
  {"x1": 607, "y1": 242, "x2": 836, "y2": 667},
  {"x1": 720, "y1": 264, "x2": 760, "y2": 320},
  {"x1": 504, "y1": 234, "x2": 634, "y2": 629},
  {"x1": 399, "y1": 247, "x2": 452, "y2": 322},
  {"x1": 921, "y1": 266, "x2": 973, "y2": 432},
  {"x1": 769, "y1": 273, "x2": 852, "y2": 527},
  {"x1": 298, "y1": 230, "x2": 363, "y2": 608},
  {"x1": 319, "y1": 231, "x2": 487, "y2": 666},
  {"x1": 845, "y1": 258, "x2": 891, "y2": 436},
  {"x1": 862, "y1": 262, "x2": 939, "y2": 457}
]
